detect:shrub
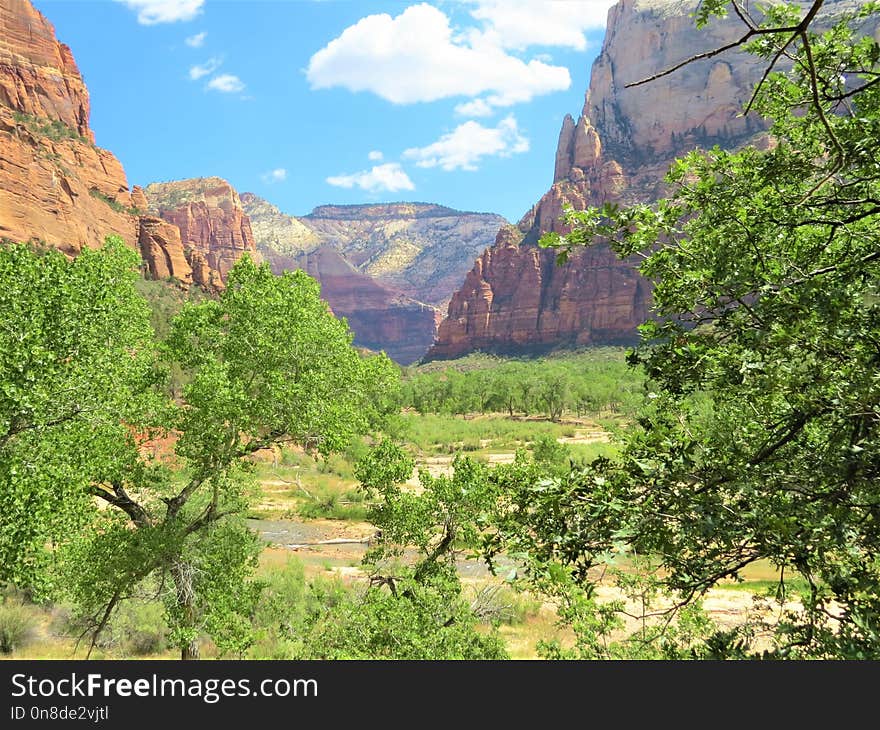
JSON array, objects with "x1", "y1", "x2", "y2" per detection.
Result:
[{"x1": 0, "y1": 602, "x2": 38, "y2": 654}]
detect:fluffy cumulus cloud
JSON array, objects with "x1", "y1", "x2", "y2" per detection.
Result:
[
  {"x1": 403, "y1": 115, "x2": 528, "y2": 171},
  {"x1": 114, "y1": 0, "x2": 203, "y2": 25},
  {"x1": 185, "y1": 31, "x2": 207, "y2": 48},
  {"x1": 189, "y1": 57, "x2": 221, "y2": 80},
  {"x1": 207, "y1": 74, "x2": 245, "y2": 93},
  {"x1": 306, "y1": 3, "x2": 570, "y2": 111},
  {"x1": 261, "y1": 168, "x2": 287, "y2": 184},
  {"x1": 326, "y1": 163, "x2": 415, "y2": 193},
  {"x1": 367, "y1": 150, "x2": 384, "y2": 161},
  {"x1": 469, "y1": 0, "x2": 615, "y2": 51}
]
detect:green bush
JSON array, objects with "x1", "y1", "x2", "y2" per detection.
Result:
[
  {"x1": 0, "y1": 602, "x2": 38, "y2": 654},
  {"x1": 114, "y1": 601, "x2": 169, "y2": 656}
]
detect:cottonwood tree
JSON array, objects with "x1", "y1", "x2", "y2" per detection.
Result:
[
  {"x1": 1, "y1": 241, "x2": 398, "y2": 658},
  {"x1": 525, "y1": 0, "x2": 880, "y2": 657},
  {"x1": 0, "y1": 239, "x2": 159, "y2": 596}
]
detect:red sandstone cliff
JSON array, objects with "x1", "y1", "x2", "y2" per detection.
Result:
[
  {"x1": 426, "y1": 0, "x2": 791, "y2": 360},
  {"x1": 0, "y1": 0, "x2": 141, "y2": 251},
  {"x1": 0, "y1": 0, "x2": 254, "y2": 290},
  {"x1": 144, "y1": 178, "x2": 260, "y2": 290}
]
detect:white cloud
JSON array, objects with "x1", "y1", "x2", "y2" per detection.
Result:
[
  {"x1": 306, "y1": 3, "x2": 570, "y2": 110},
  {"x1": 469, "y1": 0, "x2": 614, "y2": 52},
  {"x1": 403, "y1": 115, "x2": 528, "y2": 172},
  {"x1": 207, "y1": 74, "x2": 245, "y2": 93},
  {"x1": 189, "y1": 57, "x2": 221, "y2": 80},
  {"x1": 327, "y1": 163, "x2": 415, "y2": 193},
  {"x1": 114, "y1": 0, "x2": 203, "y2": 25},
  {"x1": 367, "y1": 150, "x2": 384, "y2": 161},
  {"x1": 261, "y1": 168, "x2": 287, "y2": 184},
  {"x1": 454, "y1": 98, "x2": 494, "y2": 118},
  {"x1": 185, "y1": 31, "x2": 207, "y2": 48}
]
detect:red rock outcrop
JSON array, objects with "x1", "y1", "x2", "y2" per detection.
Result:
[
  {"x1": 137, "y1": 216, "x2": 193, "y2": 286},
  {"x1": 261, "y1": 243, "x2": 437, "y2": 365},
  {"x1": 144, "y1": 178, "x2": 259, "y2": 289},
  {"x1": 0, "y1": 0, "x2": 194, "y2": 286},
  {"x1": 427, "y1": 0, "x2": 797, "y2": 361}
]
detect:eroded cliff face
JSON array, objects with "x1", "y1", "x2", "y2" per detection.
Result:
[
  {"x1": 427, "y1": 0, "x2": 789, "y2": 361},
  {"x1": 297, "y1": 203, "x2": 507, "y2": 308},
  {"x1": 144, "y1": 178, "x2": 260, "y2": 289},
  {"x1": 0, "y1": 0, "x2": 198, "y2": 285},
  {"x1": 242, "y1": 195, "x2": 506, "y2": 364},
  {"x1": 0, "y1": 0, "x2": 135, "y2": 252}
]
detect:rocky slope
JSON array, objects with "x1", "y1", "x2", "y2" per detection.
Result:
[
  {"x1": 242, "y1": 196, "x2": 506, "y2": 308},
  {"x1": 261, "y1": 242, "x2": 438, "y2": 365},
  {"x1": 426, "y1": 0, "x2": 843, "y2": 360},
  {"x1": 144, "y1": 178, "x2": 260, "y2": 290}
]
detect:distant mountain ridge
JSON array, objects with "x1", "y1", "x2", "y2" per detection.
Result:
[
  {"x1": 242, "y1": 194, "x2": 505, "y2": 364},
  {"x1": 242, "y1": 195, "x2": 507, "y2": 309}
]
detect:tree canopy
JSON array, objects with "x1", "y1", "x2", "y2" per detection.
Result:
[{"x1": 0, "y1": 242, "x2": 398, "y2": 658}]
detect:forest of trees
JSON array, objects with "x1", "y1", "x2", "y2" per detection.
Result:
[{"x1": 400, "y1": 352, "x2": 644, "y2": 420}]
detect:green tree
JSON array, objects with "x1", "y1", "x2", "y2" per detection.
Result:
[
  {"x1": 0, "y1": 238, "x2": 159, "y2": 596},
  {"x1": 531, "y1": 1, "x2": 880, "y2": 657},
  {"x1": 1, "y1": 243, "x2": 398, "y2": 659}
]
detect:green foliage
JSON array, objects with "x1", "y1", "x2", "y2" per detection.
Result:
[
  {"x1": 0, "y1": 237, "x2": 160, "y2": 594},
  {"x1": 88, "y1": 188, "x2": 142, "y2": 216},
  {"x1": 402, "y1": 349, "x2": 644, "y2": 420},
  {"x1": 533, "y1": 2, "x2": 880, "y2": 658},
  {"x1": 12, "y1": 111, "x2": 91, "y2": 144},
  {"x1": 531, "y1": 432, "x2": 571, "y2": 474},
  {"x1": 387, "y1": 411, "x2": 616, "y2": 457},
  {"x1": 296, "y1": 574, "x2": 507, "y2": 659},
  {"x1": 1, "y1": 242, "x2": 399, "y2": 658},
  {"x1": 111, "y1": 600, "x2": 170, "y2": 656},
  {"x1": 0, "y1": 601, "x2": 38, "y2": 655}
]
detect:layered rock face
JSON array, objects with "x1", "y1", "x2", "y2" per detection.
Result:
[
  {"x1": 427, "y1": 0, "x2": 803, "y2": 361},
  {"x1": 0, "y1": 0, "x2": 138, "y2": 254},
  {"x1": 260, "y1": 242, "x2": 438, "y2": 365},
  {"x1": 242, "y1": 195, "x2": 505, "y2": 363},
  {"x1": 144, "y1": 178, "x2": 260, "y2": 289},
  {"x1": 0, "y1": 0, "x2": 198, "y2": 286},
  {"x1": 242, "y1": 195, "x2": 506, "y2": 308}
]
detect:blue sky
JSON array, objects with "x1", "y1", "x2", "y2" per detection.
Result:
[{"x1": 34, "y1": 0, "x2": 615, "y2": 222}]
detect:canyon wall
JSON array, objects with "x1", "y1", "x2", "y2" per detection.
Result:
[{"x1": 0, "y1": 0, "x2": 253, "y2": 290}]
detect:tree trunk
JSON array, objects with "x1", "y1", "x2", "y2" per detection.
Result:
[{"x1": 172, "y1": 561, "x2": 200, "y2": 660}]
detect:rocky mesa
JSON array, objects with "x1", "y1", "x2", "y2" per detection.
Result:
[
  {"x1": 242, "y1": 194, "x2": 504, "y2": 364},
  {"x1": 426, "y1": 0, "x2": 810, "y2": 361},
  {"x1": 242, "y1": 196, "x2": 506, "y2": 309}
]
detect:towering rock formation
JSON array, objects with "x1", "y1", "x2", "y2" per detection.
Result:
[
  {"x1": 0, "y1": 0, "x2": 141, "y2": 253},
  {"x1": 426, "y1": 0, "x2": 837, "y2": 360},
  {"x1": 144, "y1": 178, "x2": 260, "y2": 290}
]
